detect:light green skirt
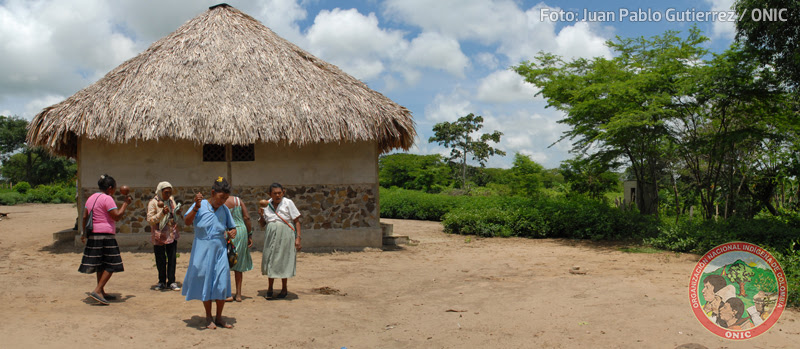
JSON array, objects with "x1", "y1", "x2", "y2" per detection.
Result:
[{"x1": 261, "y1": 222, "x2": 296, "y2": 278}]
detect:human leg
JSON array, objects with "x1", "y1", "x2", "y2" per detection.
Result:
[
  {"x1": 267, "y1": 278, "x2": 275, "y2": 297},
  {"x1": 214, "y1": 299, "x2": 232, "y2": 328},
  {"x1": 165, "y1": 241, "x2": 178, "y2": 287},
  {"x1": 234, "y1": 271, "x2": 243, "y2": 301},
  {"x1": 154, "y1": 244, "x2": 167, "y2": 286},
  {"x1": 203, "y1": 300, "x2": 216, "y2": 329},
  {"x1": 277, "y1": 278, "x2": 288, "y2": 298}
]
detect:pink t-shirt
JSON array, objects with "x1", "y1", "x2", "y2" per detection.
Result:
[{"x1": 85, "y1": 192, "x2": 118, "y2": 234}]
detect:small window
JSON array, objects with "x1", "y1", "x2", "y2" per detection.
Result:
[
  {"x1": 202, "y1": 144, "x2": 255, "y2": 162},
  {"x1": 203, "y1": 144, "x2": 226, "y2": 162},
  {"x1": 232, "y1": 144, "x2": 255, "y2": 162}
]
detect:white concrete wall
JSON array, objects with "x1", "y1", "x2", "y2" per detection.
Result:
[{"x1": 79, "y1": 139, "x2": 377, "y2": 187}]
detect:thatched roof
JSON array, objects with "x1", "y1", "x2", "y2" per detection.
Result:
[{"x1": 27, "y1": 3, "x2": 415, "y2": 158}]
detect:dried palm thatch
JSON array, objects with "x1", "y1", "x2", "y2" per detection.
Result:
[{"x1": 27, "y1": 3, "x2": 415, "y2": 158}]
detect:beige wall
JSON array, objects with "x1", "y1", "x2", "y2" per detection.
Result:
[{"x1": 79, "y1": 139, "x2": 377, "y2": 187}]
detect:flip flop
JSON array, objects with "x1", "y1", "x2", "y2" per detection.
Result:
[
  {"x1": 103, "y1": 294, "x2": 117, "y2": 301},
  {"x1": 89, "y1": 292, "x2": 109, "y2": 305}
]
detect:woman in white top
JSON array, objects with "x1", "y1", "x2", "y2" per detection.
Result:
[{"x1": 258, "y1": 183, "x2": 301, "y2": 299}]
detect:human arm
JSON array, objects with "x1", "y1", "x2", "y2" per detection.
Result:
[
  {"x1": 240, "y1": 199, "x2": 252, "y2": 235},
  {"x1": 80, "y1": 207, "x2": 89, "y2": 244},
  {"x1": 146, "y1": 198, "x2": 166, "y2": 225},
  {"x1": 108, "y1": 195, "x2": 132, "y2": 221},
  {"x1": 184, "y1": 192, "x2": 203, "y2": 226},
  {"x1": 294, "y1": 217, "x2": 301, "y2": 251}
]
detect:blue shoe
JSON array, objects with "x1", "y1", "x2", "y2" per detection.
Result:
[{"x1": 89, "y1": 292, "x2": 109, "y2": 305}]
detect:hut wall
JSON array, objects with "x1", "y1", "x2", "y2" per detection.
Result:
[{"x1": 78, "y1": 139, "x2": 381, "y2": 249}]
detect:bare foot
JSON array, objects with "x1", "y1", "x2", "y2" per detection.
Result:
[
  {"x1": 215, "y1": 318, "x2": 233, "y2": 329},
  {"x1": 205, "y1": 318, "x2": 217, "y2": 329},
  {"x1": 235, "y1": 294, "x2": 242, "y2": 302}
]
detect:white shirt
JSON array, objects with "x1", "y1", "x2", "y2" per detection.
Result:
[{"x1": 262, "y1": 198, "x2": 301, "y2": 224}]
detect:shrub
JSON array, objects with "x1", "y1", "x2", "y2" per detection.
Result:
[
  {"x1": 13, "y1": 181, "x2": 31, "y2": 194},
  {"x1": 0, "y1": 191, "x2": 24, "y2": 205}
]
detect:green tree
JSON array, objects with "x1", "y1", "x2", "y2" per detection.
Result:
[
  {"x1": 726, "y1": 260, "x2": 755, "y2": 297},
  {"x1": 0, "y1": 115, "x2": 28, "y2": 161},
  {"x1": 559, "y1": 156, "x2": 619, "y2": 200},
  {"x1": 0, "y1": 115, "x2": 77, "y2": 185},
  {"x1": 515, "y1": 29, "x2": 708, "y2": 214},
  {"x1": 378, "y1": 153, "x2": 451, "y2": 192},
  {"x1": 735, "y1": 0, "x2": 800, "y2": 87},
  {"x1": 428, "y1": 113, "x2": 505, "y2": 188},
  {"x1": 509, "y1": 153, "x2": 544, "y2": 196},
  {"x1": 1, "y1": 149, "x2": 76, "y2": 186}
]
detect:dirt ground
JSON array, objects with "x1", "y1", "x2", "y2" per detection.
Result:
[{"x1": 1, "y1": 203, "x2": 799, "y2": 348}]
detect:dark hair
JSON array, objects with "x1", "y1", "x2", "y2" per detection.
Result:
[
  {"x1": 703, "y1": 274, "x2": 727, "y2": 293},
  {"x1": 717, "y1": 297, "x2": 747, "y2": 327},
  {"x1": 98, "y1": 174, "x2": 116, "y2": 191},
  {"x1": 212, "y1": 177, "x2": 231, "y2": 193},
  {"x1": 268, "y1": 183, "x2": 283, "y2": 193}
]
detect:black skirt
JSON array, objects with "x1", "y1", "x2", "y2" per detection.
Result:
[{"x1": 78, "y1": 233, "x2": 125, "y2": 274}]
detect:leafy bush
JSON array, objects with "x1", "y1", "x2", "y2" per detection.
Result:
[
  {"x1": 0, "y1": 191, "x2": 24, "y2": 205},
  {"x1": 13, "y1": 181, "x2": 31, "y2": 194}
]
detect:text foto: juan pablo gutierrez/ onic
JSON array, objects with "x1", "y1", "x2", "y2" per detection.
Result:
[{"x1": 540, "y1": 8, "x2": 790, "y2": 23}]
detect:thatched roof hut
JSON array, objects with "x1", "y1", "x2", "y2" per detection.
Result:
[
  {"x1": 28, "y1": 3, "x2": 415, "y2": 158},
  {"x1": 27, "y1": 4, "x2": 415, "y2": 250}
]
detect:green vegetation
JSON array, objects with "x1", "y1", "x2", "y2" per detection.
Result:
[
  {"x1": 1, "y1": 115, "x2": 77, "y2": 205},
  {"x1": 0, "y1": 181, "x2": 76, "y2": 205}
]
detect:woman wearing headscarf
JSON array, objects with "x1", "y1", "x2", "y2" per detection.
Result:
[{"x1": 147, "y1": 181, "x2": 181, "y2": 291}]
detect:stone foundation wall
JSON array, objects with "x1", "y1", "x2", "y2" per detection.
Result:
[{"x1": 79, "y1": 184, "x2": 379, "y2": 237}]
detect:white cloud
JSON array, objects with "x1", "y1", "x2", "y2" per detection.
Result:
[
  {"x1": 383, "y1": 0, "x2": 524, "y2": 43},
  {"x1": 705, "y1": 0, "x2": 736, "y2": 40},
  {"x1": 475, "y1": 52, "x2": 499, "y2": 69},
  {"x1": 405, "y1": 32, "x2": 469, "y2": 77},
  {"x1": 480, "y1": 109, "x2": 571, "y2": 168},
  {"x1": 25, "y1": 94, "x2": 65, "y2": 118},
  {"x1": 424, "y1": 88, "x2": 472, "y2": 122},
  {"x1": 476, "y1": 70, "x2": 539, "y2": 103},
  {"x1": 0, "y1": 0, "x2": 137, "y2": 96},
  {"x1": 252, "y1": 0, "x2": 308, "y2": 46},
  {"x1": 306, "y1": 8, "x2": 407, "y2": 80}
]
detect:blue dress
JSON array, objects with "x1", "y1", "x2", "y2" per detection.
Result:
[{"x1": 182, "y1": 200, "x2": 235, "y2": 301}]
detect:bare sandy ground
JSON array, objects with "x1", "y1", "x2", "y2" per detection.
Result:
[{"x1": 1, "y1": 203, "x2": 799, "y2": 348}]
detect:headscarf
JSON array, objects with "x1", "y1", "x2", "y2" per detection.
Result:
[{"x1": 156, "y1": 181, "x2": 172, "y2": 194}]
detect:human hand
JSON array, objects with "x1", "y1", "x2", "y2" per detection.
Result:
[
  {"x1": 124, "y1": 195, "x2": 132, "y2": 205},
  {"x1": 258, "y1": 214, "x2": 266, "y2": 227},
  {"x1": 248, "y1": 237, "x2": 253, "y2": 248},
  {"x1": 162, "y1": 205, "x2": 170, "y2": 214},
  {"x1": 228, "y1": 229, "x2": 236, "y2": 239},
  {"x1": 194, "y1": 192, "x2": 203, "y2": 207},
  {"x1": 295, "y1": 237, "x2": 301, "y2": 251},
  {"x1": 81, "y1": 235, "x2": 86, "y2": 244}
]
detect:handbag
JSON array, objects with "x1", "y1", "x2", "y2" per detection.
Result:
[
  {"x1": 226, "y1": 238, "x2": 238, "y2": 267},
  {"x1": 84, "y1": 195, "x2": 100, "y2": 235}
]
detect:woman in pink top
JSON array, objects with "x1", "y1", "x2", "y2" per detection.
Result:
[{"x1": 78, "y1": 174, "x2": 132, "y2": 305}]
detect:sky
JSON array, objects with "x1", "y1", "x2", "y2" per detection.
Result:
[{"x1": 0, "y1": 0, "x2": 740, "y2": 168}]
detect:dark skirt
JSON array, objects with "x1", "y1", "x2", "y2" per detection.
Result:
[{"x1": 78, "y1": 233, "x2": 125, "y2": 274}]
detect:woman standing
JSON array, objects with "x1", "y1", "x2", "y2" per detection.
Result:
[
  {"x1": 259, "y1": 183, "x2": 301, "y2": 299},
  {"x1": 146, "y1": 181, "x2": 181, "y2": 291},
  {"x1": 79, "y1": 174, "x2": 132, "y2": 305},
  {"x1": 225, "y1": 195, "x2": 253, "y2": 302},
  {"x1": 183, "y1": 177, "x2": 237, "y2": 329}
]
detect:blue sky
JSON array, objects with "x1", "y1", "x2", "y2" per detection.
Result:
[{"x1": 0, "y1": 0, "x2": 738, "y2": 168}]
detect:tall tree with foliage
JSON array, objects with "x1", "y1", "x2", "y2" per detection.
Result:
[
  {"x1": 428, "y1": 113, "x2": 505, "y2": 188},
  {"x1": 378, "y1": 153, "x2": 451, "y2": 193},
  {"x1": 559, "y1": 156, "x2": 620, "y2": 200},
  {"x1": 0, "y1": 115, "x2": 28, "y2": 161},
  {"x1": 515, "y1": 29, "x2": 708, "y2": 215},
  {"x1": 509, "y1": 153, "x2": 544, "y2": 196},
  {"x1": 0, "y1": 115, "x2": 77, "y2": 185},
  {"x1": 735, "y1": 0, "x2": 800, "y2": 88}
]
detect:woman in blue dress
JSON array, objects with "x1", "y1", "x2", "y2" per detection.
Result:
[{"x1": 183, "y1": 177, "x2": 237, "y2": 329}]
